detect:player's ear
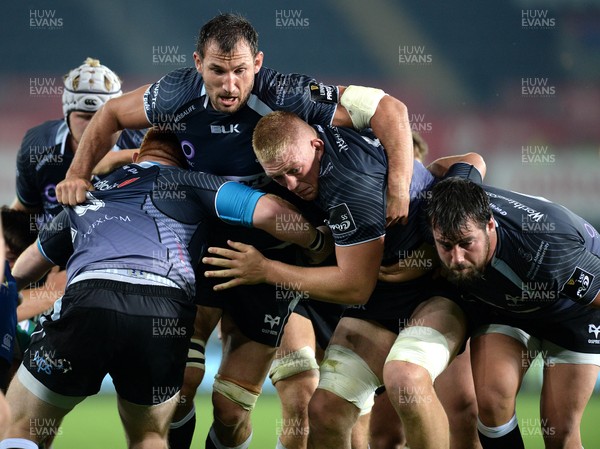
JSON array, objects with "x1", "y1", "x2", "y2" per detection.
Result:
[
  {"x1": 254, "y1": 51, "x2": 264, "y2": 74},
  {"x1": 486, "y1": 216, "x2": 495, "y2": 233},
  {"x1": 312, "y1": 138, "x2": 325, "y2": 153},
  {"x1": 132, "y1": 150, "x2": 140, "y2": 163},
  {"x1": 193, "y1": 52, "x2": 203, "y2": 74}
]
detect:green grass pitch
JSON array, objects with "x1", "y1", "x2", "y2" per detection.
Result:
[{"x1": 53, "y1": 392, "x2": 600, "y2": 448}]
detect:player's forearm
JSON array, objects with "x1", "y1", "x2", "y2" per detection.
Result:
[
  {"x1": 371, "y1": 96, "x2": 413, "y2": 199},
  {"x1": 427, "y1": 153, "x2": 487, "y2": 179},
  {"x1": 253, "y1": 194, "x2": 319, "y2": 249},
  {"x1": 263, "y1": 260, "x2": 375, "y2": 305},
  {"x1": 12, "y1": 243, "x2": 55, "y2": 291},
  {"x1": 17, "y1": 289, "x2": 57, "y2": 321},
  {"x1": 67, "y1": 108, "x2": 123, "y2": 179}
]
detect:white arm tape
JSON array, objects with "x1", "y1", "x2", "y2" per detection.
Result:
[{"x1": 340, "y1": 85, "x2": 387, "y2": 130}]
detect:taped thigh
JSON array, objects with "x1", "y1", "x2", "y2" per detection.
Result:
[
  {"x1": 318, "y1": 344, "x2": 380, "y2": 414},
  {"x1": 269, "y1": 346, "x2": 319, "y2": 384},
  {"x1": 212, "y1": 374, "x2": 261, "y2": 411},
  {"x1": 385, "y1": 326, "x2": 450, "y2": 382}
]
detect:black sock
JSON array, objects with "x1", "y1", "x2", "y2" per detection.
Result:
[
  {"x1": 477, "y1": 415, "x2": 525, "y2": 449},
  {"x1": 168, "y1": 409, "x2": 196, "y2": 449}
]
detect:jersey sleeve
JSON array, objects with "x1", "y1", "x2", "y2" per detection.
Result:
[
  {"x1": 557, "y1": 245, "x2": 600, "y2": 305},
  {"x1": 214, "y1": 182, "x2": 266, "y2": 227},
  {"x1": 143, "y1": 68, "x2": 201, "y2": 125},
  {"x1": 37, "y1": 210, "x2": 73, "y2": 267},
  {"x1": 255, "y1": 67, "x2": 338, "y2": 125},
  {"x1": 162, "y1": 169, "x2": 265, "y2": 227},
  {"x1": 444, "y1": 162, "x2": 483, "y2": 184}
]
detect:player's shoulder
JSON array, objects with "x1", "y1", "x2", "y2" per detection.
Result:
[
  {"x1": 20, "y1": 119, "x2": 67, "y2": 151},
  {"x1": 161, "y1": 66, "x2": 201, "y2": 85},
  {"x1": 146, "y1": 67, "x2": 203, "y2": 115}
]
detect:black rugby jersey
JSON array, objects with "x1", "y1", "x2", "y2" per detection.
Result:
[
  {"x1": 16, "y1": 119, "x2": 145, "y2": 224},
  {"x1": 313, "y1": 125, "x2": 435, "y2": 263},
  {"x1": 143, "y1": 66, "x2": 337, "y2": 186},
  {"x1": 461, "y1": 185, "x2": 600, "y2": 314}
]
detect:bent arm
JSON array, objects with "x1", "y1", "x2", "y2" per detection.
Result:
[
  {"x1": 264, "y1": 238, "x2": 383, "y2": 303},
  {"x1": 12, "y1": 241, "x2": 56, "y2": 291},
  {"x1": 58, "y1": 85, "x2": 150, "y2": 205},
  {"x1": 17, "y1": 267, "x2": 65, "y2": 321},
  {"x1": 334, "y1": 87, "x2": 413, "y2": 226},
  {"x1": 427, "y1": 152, "x2": 487, "y2": 179},
  {"x1": 252, "y1": 194, "x2": 320, "y2": 249},
  {"x1": 205, "y1": 237, "x2": 383, "y2": 304}
]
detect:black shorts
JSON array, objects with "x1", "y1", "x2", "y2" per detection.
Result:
[
  {"x1": 293, "y1": 301, "x2": 346, "y2": 350},
  {"x1": 21, "y1": 280, "x2": 195, "y2": 406},
  {"x1": 461, "y1": 299, "x2": 600, "y2": 354},
  {"x1": 343, "y1": 273, "x2": 463, "y2": 334},
  {"x1": 196, "y1": 246, "x2": 301, "y2": 347}
]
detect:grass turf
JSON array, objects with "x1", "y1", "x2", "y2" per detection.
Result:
[{"x1": 52, "y1": 391, "x2": 600, "y2": 448}]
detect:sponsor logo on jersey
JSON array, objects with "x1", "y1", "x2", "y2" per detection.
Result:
[
  {"x1": 327, "y1": 203, "x2": 357, "y2": 236},
  {"x1": 117, "y1": 177, "x2": 140, "y2": 188},
  {"x1": 264, "y1": 314, "x2": 281, "y2": 329},
  {"x1": 309, "y1": 83, "x2": 338, "y2": 103},
  {"x1": 563, "y1": 267, "x2": 594, "y2": 300},
  {"x1": 73, "y1": 193, "x2": 105, "y2": 216},
  {"x1": 94, "y1": 179, "x2": 118, "y2": 191},
  {"x1": 210, "y1": 124, "x2": 240, "y2": 134},
  {"x1": 262, "y1": 314, "x2": 281, "y2": 336},
  {"x1": 588, "y1": 324, "x2": 600, "y2": 344}
]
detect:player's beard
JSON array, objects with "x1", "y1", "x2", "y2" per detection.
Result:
[{"x1": 442, "y1": 235, "x2": 490, "y2": 288}]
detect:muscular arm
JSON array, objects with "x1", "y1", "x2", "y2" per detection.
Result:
[
  {"x1": 334, "y1": 87, "x2": 413, "y2": 227},
  {"x1": 17, "y1": 267, "x2": 65, "y2": 321},
  {"x1": 427, "y1": 152, "x2": 487, "y2": 179},
  {"x1": 203, "y1": 237, "x2": 384, "y2": 304},
  {"x1": 252, "y1": 194, "x2": 320, "y2": 249},
  {"x1": 57, "y1": 85, "x2": 151, "y2": 205},
  {"x1": 11, "y1": 241, "x2": 55, "y2": 291}
]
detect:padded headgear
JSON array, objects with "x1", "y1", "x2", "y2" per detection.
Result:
[{"x1": 62, "y1": 57, "x2": 122, "y2": 118}]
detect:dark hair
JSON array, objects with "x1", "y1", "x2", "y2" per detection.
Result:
[
  {"x1": 196, "y1": 13, "x2": 259, "y2": 58},
  {"x1": 1, "y1": 207, "x2": 38, "y2": 257},
  {"x1": 426, "y1": 177, "x2": 492, "y2": 242}
]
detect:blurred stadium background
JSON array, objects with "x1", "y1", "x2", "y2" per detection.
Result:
[{"x1": 1, "y1": 0, "x2": 599, "y2": 447}]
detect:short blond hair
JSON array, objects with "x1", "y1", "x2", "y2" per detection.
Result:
[
  {"x1": 252, "y1": 111, "x2": 314, "y2": 163},
  {"x1": 412, "y1": 131, "x2": 429, "y2": 162}
]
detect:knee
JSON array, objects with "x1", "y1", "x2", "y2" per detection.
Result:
[
  {"x1": 441, "y1": 385, "x2": 479, "y2": 426},
  {"x1": 308, "y1": 389, "x2": 356, "y2": 434},
  {"x1": 384, "y1": 361, "x2": 433, "y2": 415},
  {"x1": 307, "y1": 389, "x2": 334, "y2": 422},
  {"x1": 276, "y1": 371, "x2": 318, "y2": 418},
  {"x1": 476, "y1": 383, "x2": 516, "y2": 423}
]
